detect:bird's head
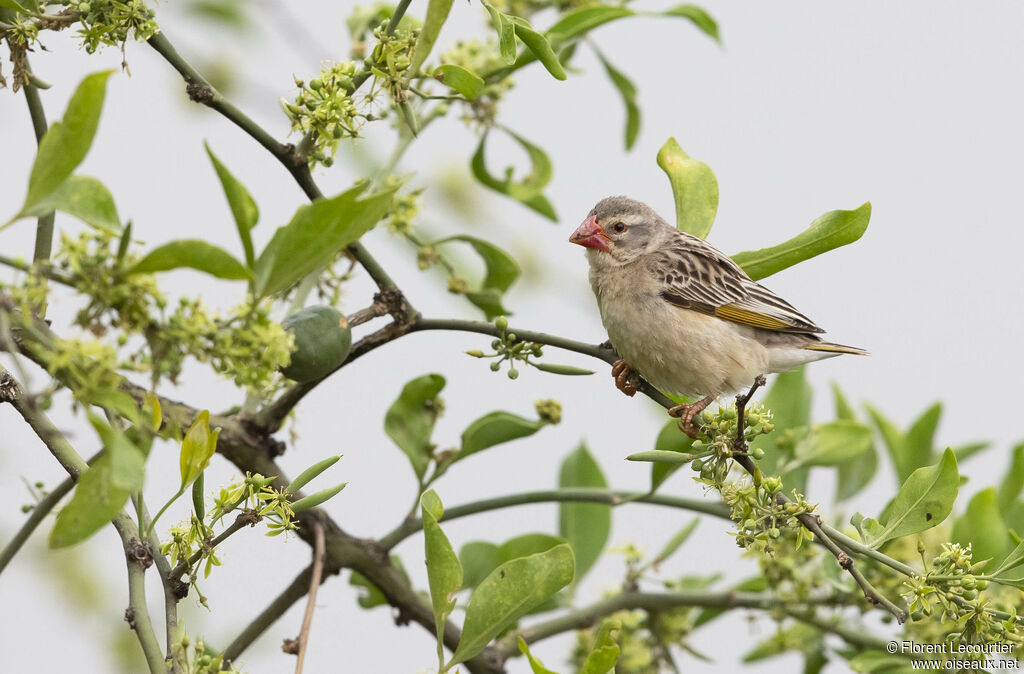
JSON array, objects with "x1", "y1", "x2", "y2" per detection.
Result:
[{"x1": 569, "y1": 196, "x2": 666, "y2": 265}]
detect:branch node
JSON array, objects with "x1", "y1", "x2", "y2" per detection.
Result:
[
  {"x1": 0, "y1": 370, "x2": 19, "y2": 402},
  {"x1": 838, "y1": 552, "x2": 854, "y2": 570},
  {"x1": 185, "y1": 81, "x2": 214, "y2": 105},
  {"x1": 124, "y1": 606, "x2": 137, "y2": 630},
  {"x1": 281, "y1": 638, "x2": 300, "y2": 655},
  {"x1": 125, "y1": 537, "x2": 154, "y2": 570}
]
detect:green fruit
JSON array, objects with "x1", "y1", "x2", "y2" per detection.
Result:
[{"x1": 280, "y1": 306, "x2": 352, "y2": 382}]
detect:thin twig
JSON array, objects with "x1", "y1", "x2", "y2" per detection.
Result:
[
  {"x1": 223, "y1": 564, "x2": 317, "y2": 666},
  {"x1": 168, "y1": 509, "x2": 259, "y2": 581},
  {"x1": 293, "y1": 519, "x2": 326, "y2": 674},
  {"x1": 0, "y1": 470, "x2": 76, "y2": 574},
  {"x1": 22, "y1": 62, "x2": 56, "y2": 266}
]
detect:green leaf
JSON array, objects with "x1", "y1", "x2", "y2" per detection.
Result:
[
  {"x1": 483, "y1": 2, "x2": 516, "y2": 64},
  {"x1": 998, "y1": 442, "x2": 1024, "y2": 511},
  {"x1": 407, "y1": 0, "x2": 454, "y2": 81},
  {"x1": 350, "y1": 555, "x2": 408, "y2": 608},
  {"x1": 457, "y1": 410, "x2": 547, "y2": 461},
  {"x1": 846, "y1": 650, "x2": 916, "y2": 673},
  {"x1": 627, "y1": 449, "x2": 695, "y2": 464},
  {"x1": 580, "y1": 619, "x2": 621, "y2": 674},
  {"x1": 288, "y1": 455, "x2": 341, "y2": 494},
  {"x1": 460, "y1": 541, "x2": 501, "y2": 589},
  {"x1": 179, "y1": 410, "x2": 219, "y2": 488},
  {"x1": 435, "y1": 234, "x2": 521, "y2": 319},
  {"x1": 421, "y1": 490, "x2": 463, "y2": 656},
  {"x1": 291, "y1": 482, "x2": 347, "y2": 513},
  {"x1": 449, "y1": 544, "x2": 574, "y2": 667},
  {"x1": 993, "y1": 538, "x2": 1024, "y2": 578},
  {"x1": 252, "y1": 182, "x2": 397, "y2": 298},
  {"x1": 656, "y1": 137, "x2": 718, "y2": 239},
  {"x1": 546, "y1": 6, "x2": 635, "y2": 49},
  {"x1": 533, "y1": 363, "x2": 595, "y2": 375},
  {"x1": 559, "y1": 444, "x2": 610, "y2": 582},
  {"x1": 593, "y1": 46, "x2": 639, "y2": 150},
  {"x1": 470, "y1": 129, "x2": 557, "y2": 221},
  {"x1": 952, "y1": 441, "x2": 991, "y2": 463},
  {"x1": 832, "y1": 383, "x2": 878, "y2": 501},
  {"x1": 131, "y1": 240, "x2": 251, "y2": 280},
  {"x1": 463, "y1": 288, "x2": 512, "y2": 319},
  {"x1": 864, "y1": 403, "x2": 910, "y2": 483},
  {"x1": 49, "y1": 453, "x2": 130, "y2": 548},
  {"x1": 650, "y1": 416, "x2": 695, "y2": 492},
  {"x1": 0, "y1": 0, "x2": 34, "y2": 12},
  {"x1": 952, "y1": 487, "x2": 1011, "y2": 569},
  {"x1": 508, "y1": 16, "x2": 567, "y2": 80},
  {"x1": 86, "y1": 412, "x2": 145, "y2": 491},
  {"x1": 205, "y1": 143, "x2": 259, "y2": 268},
  {"x1": 790, "y1": 420, "x2": 872, "y2": 470},
  {"x1": 654, "y1": 518, "x2": 699, "y2": 565},
  {"x1": 731, "y1": 202, "x2": 871, "y2": 281},
  {"x1": 904, "y1": 402, "x2": 942, "y2": 473},
  {"x1": 18, "y1": 71, "x2": 113, "y2": 219},
  {"x1": 85, "y1": 387, "x2": 141, "y2": 426},
  {"x1": 664, "y1": 5, "x2": 721, "y2": 43},
  {"x1": 435, "y1": 64, "x2": 485, "y2": 100},
  {"x1": 19, "y1": 175, "x2": 122, "y2": 234},
  {"x1": 517, "y1": 637, "x2": 558, "y2": 674},
  {"x1": 867, "y1": 448, "x2": 959, "y2": 549},
  {"x1": 384, "y1": 374, "x2": 445, "y2": 480}
]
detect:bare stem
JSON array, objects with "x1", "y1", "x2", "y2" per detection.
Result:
[
  {"x1": 22, "y1": 59, "x2": 55, "y2": 266},
  {"x1": 293, "y1": 520, "x2": 326, "y2": 674},
  {"x1": 0, "y1": 470, "x2": 75, "y2": 575}
]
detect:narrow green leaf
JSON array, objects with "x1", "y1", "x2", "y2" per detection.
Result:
[
  {"x1": 49, "y1": 454, "x2": 130, "y2": 548},
  {"x1": 131, "y1": 240, "x2": 251, "y2": 280},
  {"x1": 499, "y1": 533, "x2": 566, "y2": 561},
  {"x1": 460, "y1": 541, "x2": 501, "y2": 589},
  {"x1": 953, "y1": 441, "x2": 991, "y2": 463},
  {"x1": 664, "y1": 5, "x2": 721, "y2": 43},
  {"x1": 790, "y1": 419, "x2": 872, "y2": 470},
  {"x1": 868, "y1": 448, "x2": 959, "y2": 549},
  {"x1": 252, "y1": 182, "x2": 398, "y2": 298},
  {"x1": 483, "y1": 2, "x2": 516, "y2": 64},
  {"x1": 627, "y1": 450, "x2": 694, "y2": 464},
  {"x1": 750, "y1": 366, "x2": 811, "y2": 480},
  {"x1": 0, "y1": 0, "x2": 33, "y2": 12},
  {"x1": 650, "y1": 416, "x2": 695, "y2": 492},
  {"x1": 457, "y1": 410, "x2": 546, "y2": 461},
  {"x1": 435, "y1": 64, "x2": 485, "y2": 100},
  {"x1": 952, "y1": 488, "x2": 1011, "y2": 569},
  {"x1": 20, "y1": 71, "x2": 114, "y2": 215},
  {"x1": 287, "y1": 455, "x2": 341, "y2": 494},
  {"x1": 546, "y1": 6, "x2": 635, "y2": 49},
  {"x1": 179, "y1": 410, "x2": 217, "y2": 488},
  {"x1": 291, "y1": 482, "x2": 347, "y2": 513},
  {"x1": 407, "y1": 0, "x2": 455, "y2": 80},
  {"x1": 19, "y1": 175, "x2": 121, "y2": 234},
  {"x1": 656, "y1": 137, "x2": 718, "y2": 239},
  {"x1": 421, "y1": 490, "x2": 463, "y2": 662},
  {"x1": 731, "y1": 202, "x2": 871, "y2": 281},
  {"x1": 559, "y1": 444, "x2": 610, "y2": 582},
  {"x1": 517, "y1": 637, "x2": 558, "y2": 674},
  {"x1": 470, "y1": 129, "x2": 557, "y2": 221},
  {"x1": 450, "y1": 544, "x2": 574, "y2": 667},
  {"x1": 385, "y1": 374, "x2": 445, "y2": 480},
  {"x1": 654, "y1": 518, "x2": 699, "y2": 565},
  {"x1": 593, "y1": 46, "x2": 640, "y2": 150},
  {"x1": 864, "y1": 403, "x2": 910, "y2": 483},
  {"x1": 534, "y1": 363, "x2": 594, "y2": 376},
  {"x1": 464, "y1": 288, "x2": 513, "y2": 320},
  {"x1": 436, "y1": 235, "x2": 520, "y2": 292},
  {"x1": 508, "y1": 17, "x2": 567, "y2": 80},
  {"x1": 192, "y1": 473, "x2": 206, "y2": 520},
  {"x1": 831, "y1": 383, "x2": 878, "y2": 501},
  {"x1": 998, "y1": 443, "x2": 1024, "y2": 511},
  {"x1": 205, "y1": 143, "x2": 259, "y2": 268},
  {"x1": 85, "y1": 387, "x2": 141, "y2": 426}
]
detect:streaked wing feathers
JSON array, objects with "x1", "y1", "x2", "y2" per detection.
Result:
[{"x1": 650, "y1": 230, "x2": 824, "y2": 334}]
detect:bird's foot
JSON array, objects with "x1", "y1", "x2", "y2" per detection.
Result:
[
  {"x1": 668, "y1": 395, "x2": 715, "y2": 439},
  {"x1": 611, "y1": 360, "x2": 640, "y2": 397}
]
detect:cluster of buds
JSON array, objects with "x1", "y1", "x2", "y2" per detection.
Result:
[
  {"x1": 688, "y1": 402, "x2": 774, "y2": 486},
  {"x1": 283, "y1": 61, "x2": 367, "y2": 168},
  {"x1": 465, "y1": 316, "x2": 593, "y2": 379}
]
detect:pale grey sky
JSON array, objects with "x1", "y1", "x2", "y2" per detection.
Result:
[{"x1": 2, "y1": 2, "x2": 1023, "y2": 672}]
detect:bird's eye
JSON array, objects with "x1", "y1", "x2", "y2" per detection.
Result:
[{"x1": 612, "y1": 222, "x2": 627, "y2": 233}]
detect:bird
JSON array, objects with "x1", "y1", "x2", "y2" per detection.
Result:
[{"x1": 569, "y1": 196, "x2": 867, "y2": 437}]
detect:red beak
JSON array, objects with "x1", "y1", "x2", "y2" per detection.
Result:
[{"x1": 569, "y1": 215, "x2": 612, "y2": 251}]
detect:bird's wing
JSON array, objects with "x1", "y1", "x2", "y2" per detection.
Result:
[{"x1": 647, "y1": 231, "x2": 824, "y2": 334}]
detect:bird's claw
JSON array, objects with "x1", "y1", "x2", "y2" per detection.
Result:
[
  {"x1": 611, "y1": 360, "x2": 639, "y2": 397},
  {"x1": 668, "y1": 395, "x2": 714, "y2": 439}
]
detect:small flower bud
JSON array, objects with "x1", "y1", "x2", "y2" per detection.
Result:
[
  {"x1": 489, "y1": 362, "x2": 501, "y2": 372},
  {"x1": 465, "y1": 350, "x2": 484, "y2": 358},
  {"x1": 490, "y1": 339, "x2": 502, "y2": 349},
  {"x1": 494, "y1": 316, "x2": 508, "y2": 331},
  {"x1": 309, "y1": 78, "x2": 323, "y2": 90},
  {"x1": 507, "y1": 368, "x2": 519, "y2": 380},
  {"x1": 751, "y1": 447, "x2": 766, "y2": 460},
  {"x1": 506, "y1": 332, "x2": 517, "y2": 342}
]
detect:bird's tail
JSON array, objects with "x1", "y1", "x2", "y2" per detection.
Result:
[{"x1": 803, "y1": 342, "x2": 870, "y2": 356}]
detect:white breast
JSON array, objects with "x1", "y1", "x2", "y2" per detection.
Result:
[{"x1": 588, "y1": 255, "x2": 768, "y2": 397}]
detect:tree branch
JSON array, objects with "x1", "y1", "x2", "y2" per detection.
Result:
[
  {"x1": 0, "y1": 470, "x2": 75, "y2": 575},
  {"x1": 293, "y1": 519, "x2": 326, "y2": 674},
  {"x1": 379, "y1": 488, "x2": 732, "y2": 550},
  {"x1": 22, "y1": 59, "x2": 56, "y2": 266}
]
